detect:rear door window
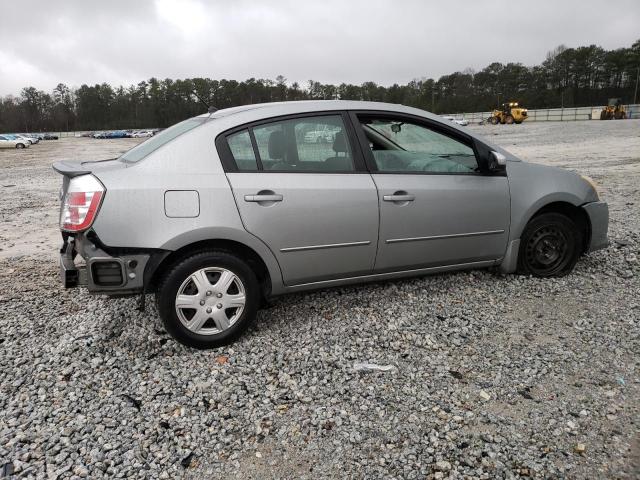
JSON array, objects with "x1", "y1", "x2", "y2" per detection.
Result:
[
  {"x1": 227, "y1": 130, "x2": 258, "y2": 171},
  {"x1": 226, "y1": 115, "x2": 355, "y2": 172}
]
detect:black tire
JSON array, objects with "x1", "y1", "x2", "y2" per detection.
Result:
[
  {"x1": 16, "y1": 143, "x2": 25, "y2": 149},
  {"x1": 517, "y1": 213, "x2": 582, "y2": 277},
  {"x1": 156, "y1": 251, "x2": 260, "y2": 349},
  {"x1": 505, "y1": 115, "x2": 515, "y2": 125}
]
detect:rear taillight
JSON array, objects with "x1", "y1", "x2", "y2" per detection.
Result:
[{"x1": 60, "y1": 175, "x2": 105, "y2": 232}]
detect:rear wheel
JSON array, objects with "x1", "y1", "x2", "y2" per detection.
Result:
[
  {"x1": 517, "y1": 213, "x2": 582, "y2": 277},
  {"x1": 156, "y1": 251, "x2": 260, "y2": 348}
]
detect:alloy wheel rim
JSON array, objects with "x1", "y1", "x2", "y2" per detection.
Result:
[
  {"x1": 175, "y1": 267, "x2": 246, "y2": 335},
  {"x1": 525, "y1": 226, "x2": 569, "y2": 275}
]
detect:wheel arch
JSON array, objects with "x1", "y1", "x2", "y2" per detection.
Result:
[
  {"x1": 148, "y1": 229, "x2": 284, "y2": 298},
  {"x1": 526, "y1": 201, "x2": 590, "y2": 253},
  {"x1": 500, "y1": 198, "x2": 591, "y2": 274},
  {"x1": 149, "y1": 238, "x2": 275, "y2": 299}
]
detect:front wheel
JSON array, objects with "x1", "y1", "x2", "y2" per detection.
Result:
[
  {"x1": 16, "y1": 143, "x2": 25, "y2": 149},
  {"x1": 156, "y1": 251, "x2": 260, "y2": 348},
  {"x1": 517, "y1": 213, "x2": 582, "y2": 277}
]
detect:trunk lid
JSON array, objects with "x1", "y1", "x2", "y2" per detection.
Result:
[{"x1": 53, "y1": 158, "x2": 127, "y2": 200}]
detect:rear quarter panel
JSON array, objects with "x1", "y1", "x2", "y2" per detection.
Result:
[{"x1": 90, "y1": 121, "x2": 284, "y2": 290}]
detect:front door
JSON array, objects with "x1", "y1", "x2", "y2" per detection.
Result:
[
  {"x1": 353, "y1": 114, "x2": 510, "y2": 272},
  {"x1": 221, "y1": 113, "x2": 379, "y2": 285}
]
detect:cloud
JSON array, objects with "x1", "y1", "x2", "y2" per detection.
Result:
[{"x1": 1, "y1": 0, "x2": 638, "y2": 95}]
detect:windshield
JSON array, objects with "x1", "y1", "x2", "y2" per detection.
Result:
[{"x1": 119, "y1": 118, "x2": 207, "y2": 163}]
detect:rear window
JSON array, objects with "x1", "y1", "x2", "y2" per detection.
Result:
[{"x1": 120, "y1": 118, "x2": 207, "y2": 163}]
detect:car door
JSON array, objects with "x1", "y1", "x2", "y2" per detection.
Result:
[
  {"x1": 351, "y1": 112, "x2": 510, "y2": 272},
  {"x1": 218, "y1": 112, "x2": 379, "y2": 286}
]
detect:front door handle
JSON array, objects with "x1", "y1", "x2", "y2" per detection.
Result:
[
  {"x1": 244, "y1": 193, "x2": 283, "y2": 202},
  {"x1": 383, "y1": 192, "x2": 415, "y2": 202}
]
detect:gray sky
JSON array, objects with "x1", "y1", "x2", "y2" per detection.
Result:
[{"x1": 1, "y1": 0, "x2": 638, "y2": 96}]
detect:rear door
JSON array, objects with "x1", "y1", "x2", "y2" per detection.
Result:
[
  {"x1": 218, "y1": 112, "x2": 379, "y2": 286},
  {"x1": 351, "y1": 112, "x2": 510, "y2": 272}
]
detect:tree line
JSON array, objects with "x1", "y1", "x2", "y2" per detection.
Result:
[{"x1": 1, "y1": 39, "x2": 638, "y2": 133}]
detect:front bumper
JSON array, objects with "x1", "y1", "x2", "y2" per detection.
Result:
[
  {"x1": 59, "y1": 233, "x2": 151, "y2": 294},
  {"x1": 582, "y1": 201, "x2": 609, "y2": 253}
]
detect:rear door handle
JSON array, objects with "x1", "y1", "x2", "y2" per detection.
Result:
[
  {"x1": 383, "y1": 192, "x2": 415, "y2": 202},
  {"x1": 244, "y1": 193, "x2": 283, "y2": 202}
]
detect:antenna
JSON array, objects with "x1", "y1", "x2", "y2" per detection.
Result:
[{"x1": 192, "y1": 90, "x2": 216, "y2": 114}]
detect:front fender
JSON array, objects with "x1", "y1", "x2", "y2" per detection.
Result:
[{"x1": 507, "y1": 162, "x2": 597, "y2": 241}]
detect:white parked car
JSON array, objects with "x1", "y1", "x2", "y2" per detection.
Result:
[
  {"x1": 0, "y1": 135, "x2": 30, "y2": 149},
  {"x1": 15, "y1": 134, "x2": 38, "y2": 145},
  {"x1": 441, "y1": 116, "x2": 469, "y2": 126},
  {"x1": 131, "y1": 130, "x2": 154, "y2": 138},
  {"x1": 304, "y1": 126, "x2": 340, "y2": 143}
]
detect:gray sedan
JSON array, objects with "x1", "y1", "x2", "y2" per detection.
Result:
[{"x1": 54, "y1": 101, "x2": 608, "y2": 348}]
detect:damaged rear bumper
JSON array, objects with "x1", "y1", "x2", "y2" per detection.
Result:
[{"x1": 59, "y1": 232, "x2": 157, "y2": 295}]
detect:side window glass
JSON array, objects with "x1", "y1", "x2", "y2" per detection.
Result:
[
  {"x1": 252, "y1": 115, "x2": 354, "y2": 172},
  {"x1": 360, "y1": 118, "x2": 478, "y2": 173},
  {"x1": 253, "y1": 122, "x2": 284, "y2": 168},
  {"x1": 227, "y1": 130, "x2": 257, "y2": 171}
]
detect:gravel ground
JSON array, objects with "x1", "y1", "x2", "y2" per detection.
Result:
[{"x1": 1, "y1": 121, "x2": 639, "y2": 479}]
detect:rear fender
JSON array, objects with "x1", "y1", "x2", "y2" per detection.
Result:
[{"x1": 160, "y1": 227, "x2": 285, "y2": 294}]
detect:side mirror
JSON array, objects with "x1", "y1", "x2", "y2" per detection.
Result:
[{"x1": 489, "y1": 151, "x2": 507, "y2": 171}]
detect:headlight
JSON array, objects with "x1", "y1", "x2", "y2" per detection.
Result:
[{"x1": 581, "y1": 175, "x2": 600, "y2": 200}]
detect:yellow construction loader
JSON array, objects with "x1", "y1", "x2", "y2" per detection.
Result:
[
  {"x1": 487, "y1": 102, "x2": 528, "y2": 125},
  {"x1": 600, "y1": 98, "x2": 626, "y2": 120}
]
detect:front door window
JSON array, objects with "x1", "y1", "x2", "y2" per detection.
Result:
[{"x1": 361, "y1": 118, "x2": 478, "y2": 174}]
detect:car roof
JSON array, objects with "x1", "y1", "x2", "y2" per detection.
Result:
[{"x1": 197, "y1": 100, "x2": 444, "y2": 124}]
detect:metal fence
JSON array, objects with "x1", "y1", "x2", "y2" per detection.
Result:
[
  {"x1": 18, "y1": 104, "x2": 640, "y2": 137},
  {"x1": 445, "y1": 104, "x2": 640, "y2": 123}
]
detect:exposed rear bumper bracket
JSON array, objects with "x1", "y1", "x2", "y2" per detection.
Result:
[{"x1": 59, "y1": 239, "x2": 87, "y2": 288}]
